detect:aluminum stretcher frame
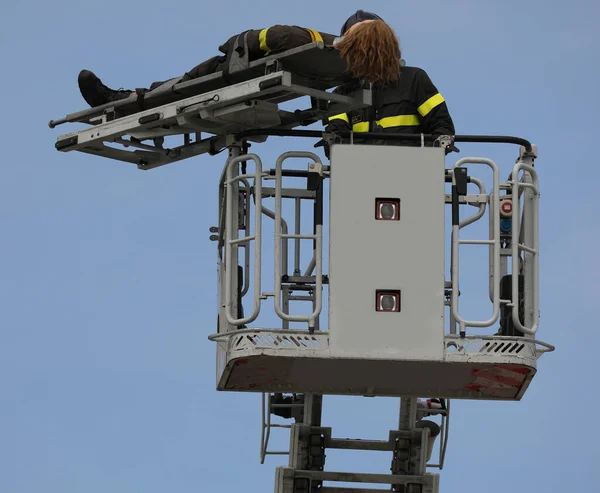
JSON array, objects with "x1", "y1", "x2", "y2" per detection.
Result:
[{"x1": 50, "y1": 42, "x2": 370, "y2": 170}]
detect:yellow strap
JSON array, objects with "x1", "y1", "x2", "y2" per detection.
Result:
[
  {"x1": 259, "y1": 28, "x2": 270, "y2": 55},
  {"x1": 328, "y1": 113, "x2": 349, "y2": 123},
  {"x1": 305, "y1": 28, "x2": 324, "y2": 43},
  {"x1": 352, "y1": 122, "x2": 370, "y2": 132},
  {"x1": 417, "y1": 93, "x2": 445, "y2": 117}
]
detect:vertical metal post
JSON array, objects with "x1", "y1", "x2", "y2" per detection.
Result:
[
  {"x1": 282, "y1": 285, "x2": 290, "y2": 330},
  {"x1": 510, "y1": 158, "x2": 539, "y2": 335},
  {"x1": 520, "y1": 153, "x2": 537, "y2": 332},
  {"x1": 294, "y1": 198, "x2": 301, "y2": 275},
  {"x1": 303, "y1": 393, "x2": 314, "y2": 426},
  {"x1": 398, "y1": 398, "x2": 418, "y2": 431},
  {"x1": 311, "y1": 168, "x2": 324, "y2": 332},
  {"x1": 239, "y1": 178, "x2": 252, "y2": 298},
  {"x1": 226, "y1": 145, "x2": 240, "y2": 329},
  {"x1": 312, "y1": 290, "x2": 320, "y2": 332}
]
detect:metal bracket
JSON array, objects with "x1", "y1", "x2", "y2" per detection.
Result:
[{"x1": 519, "y1": 143, "x2": 538, "y2": 161}]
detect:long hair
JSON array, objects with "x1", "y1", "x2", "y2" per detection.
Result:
[{"x1": 337, "y1": 20, "x2": 401, "y2": 86}]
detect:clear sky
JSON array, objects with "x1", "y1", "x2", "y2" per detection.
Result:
[{"x1": 1, "y1": 0, "x2": 599, "y2": 492}]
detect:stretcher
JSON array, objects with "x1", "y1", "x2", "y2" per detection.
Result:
[{"x1": 50, "y1": 42, "x2": 371, "y2": 170}]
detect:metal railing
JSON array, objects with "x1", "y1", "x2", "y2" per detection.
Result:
[
  {"x1": 224, "y1": 153, "x2": 263, "y2": 326},
  {"x1": 451, "y1": 158, "x2": 501, "y2": 337},
  {"x1": 510, "y1": 161, "x2": 540, "y2": 335},
  {"x1": 273, "y1": 152, "x2": 324, "y2": 330}
]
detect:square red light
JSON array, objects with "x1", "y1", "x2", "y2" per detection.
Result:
[
  {"x1": 375, "y1": 198, "x2": 400, "y2": 221},
  {"x1": 376, "y1": 290, "x2": 401, "y2": 312}
]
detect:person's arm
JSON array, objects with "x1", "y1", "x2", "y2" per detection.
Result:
[
  {"x1": 314, "y1": 82, "x2": 356, "y2": 158},
  {"x1": 413, "y1": 69, "x2": 455, "y2": 137},
  {"x1": 325, "y1": 112, "x2": 352, "y2": 135},
  {"x1": 314, "y1": 113, "x2": 350, "y2": 158}
]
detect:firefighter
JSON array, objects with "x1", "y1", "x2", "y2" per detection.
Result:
[
  {"x1": 320, "y1": 10, "x2": 456, "y2": 155},
  {"x1": 77, "y1": 25, "x2": 337, "y2": 108}
]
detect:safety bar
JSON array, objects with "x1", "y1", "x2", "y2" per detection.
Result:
[
  {"x1": 451, "y1": 158, "x2": 501, "y2": 337},
  {"x1": 225, "y1": 154, "x2": 263, "y2": 326},
  {"x1": 238, "y1": 178, "x2": 252, "y2": 297},
  {"x1": 274, "y1": 152, "x2": 323, "y2": 329},
  {"x1": 236, "y1": 129, "x2": 534, "y2": 152},
  {"x1": 510, "y1": 161, "x2": 540, "y2": 335}
]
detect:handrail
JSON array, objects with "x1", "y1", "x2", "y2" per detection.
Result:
[
  {"x1": 225, "y1": 154, "x2": 263, "y2": 326},
  {"x1": 235, "y1": 129, "x2": 534, "y2": 152},
  {"x1": 459, "y1": 176, "x2": 487, "y2": 228},
  {"x1": 274, "y1": 152, "x2": 323, "y2": 329},
  {"x1": 510, "y1": 162, "x2": 540, "y2": 335},
  {"x1": 451, "y1": 158, "x2": 501, "y2": 337}
]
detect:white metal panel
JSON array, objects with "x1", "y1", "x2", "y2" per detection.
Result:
[{"x1": 328, "y1": 145, "x2": 445, "y2": 360}]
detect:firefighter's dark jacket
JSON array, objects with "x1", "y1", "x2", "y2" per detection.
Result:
[
  {"x1": 218, "y1": 25, "x2": 337, "y2": 61},
  {"x1": 325, "y1": 67, "x2": 455, "y2": 149}
]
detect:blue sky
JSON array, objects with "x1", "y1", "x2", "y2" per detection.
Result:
[{"x1": 1, "y1": 0, "x2": 599, "y2": 492}]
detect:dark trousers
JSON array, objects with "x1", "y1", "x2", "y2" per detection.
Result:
[{"x1": 148, "y1": 55, "x2": 226, "y2": 91}]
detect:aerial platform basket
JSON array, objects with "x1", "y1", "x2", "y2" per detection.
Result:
[
  {"x1": 49, "y1": 39, "x2": 555, "y2": 492},
  {"x1": 209, "y1": 144, "x2": 553, "y2": 401},
  {"x1": 48, "y1": 41, "x2": 553, "y2": 402}
]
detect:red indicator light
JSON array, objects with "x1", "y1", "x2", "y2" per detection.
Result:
[
  {"x1": 376, "y1": 290, "x2": 401, "y2": 312},
  {"x1": 500, "y1": 200, "x2": 513, "y2": 217},
  {"x1": 375, "y1": 198, "x2": 400, "y2": 221}
]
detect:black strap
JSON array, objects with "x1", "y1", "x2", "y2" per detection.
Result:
[{"x1": 135, "y1": 88, "x2": 147, "y2": 111}]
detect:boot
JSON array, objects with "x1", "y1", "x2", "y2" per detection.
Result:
[{"x1": 78, "y1": 69, "x2": 134, "y2": 108}]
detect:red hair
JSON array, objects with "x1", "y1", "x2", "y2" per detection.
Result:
[{"x1": 337, "y1": 20, "x2": 401, "y2": 86}]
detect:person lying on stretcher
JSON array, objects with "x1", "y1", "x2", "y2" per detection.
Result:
[
  {"x1": 77, "y1": 10, "x2": 455, "y2": 152},
  {"x1": 78, "y1": 24, "x2": 338, "y2": 108}
]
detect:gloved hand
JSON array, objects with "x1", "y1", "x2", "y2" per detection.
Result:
[
  {"x1": 445, "y1": 143, "x2": 460, "y2": 155},
  {"x1": 434, "y1": 135, "x2": 460, "y2": 155},
  {"x1": 314, "y1": 139, "x2": 330, "y2": 159}
]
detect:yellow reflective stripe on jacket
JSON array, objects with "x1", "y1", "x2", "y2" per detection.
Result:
[
  {"x1": 352, "y1": 122, "x2": 370, "y2": 132},
  {"x1": 259, "y1": 28, "x2": 270, "y2": 55},
  {"x1": 417, "y1": 93, "x2": 445, "y2": 117},
  {"x1": 260, "y1": 27, "x2": 322, "y2": 56},
  {"x1": 378, "y1": 114, "x2": 420, "y2": 127},
  {"x1": 351, "y1": 115, "x2": 420, "y2": 132},
  {"x1": 328, "y1": 113, "x2": 349, "y2": 123},
  {"x1": 305, "y1": 28, "x2": 323, "y2": 43}
]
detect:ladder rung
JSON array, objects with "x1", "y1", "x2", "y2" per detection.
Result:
[
  {"x1": 281, "y1": 234, "x2": 316, "y2": 240},
  {"x1": 327, "y1": 438, "x2": 395, "y2": 452},
  {"x1": 294, "y1": 470, "x2": 426, "y2": 485},
  {"x1": 229, "y1": 235, "x2": 256, "y2": 245},
  {"x1": 320, "y1": 488, "x2": 389, "y2": 493},
  {"x1": 266, "y1": 451, "x2": 290, "y2": 455},
  {"x1": 459, "y1": 239, "x2": 494, "y2": 245},
  {"x1": 518, "y1": 243, "x2": 537, "y2": 255}
]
